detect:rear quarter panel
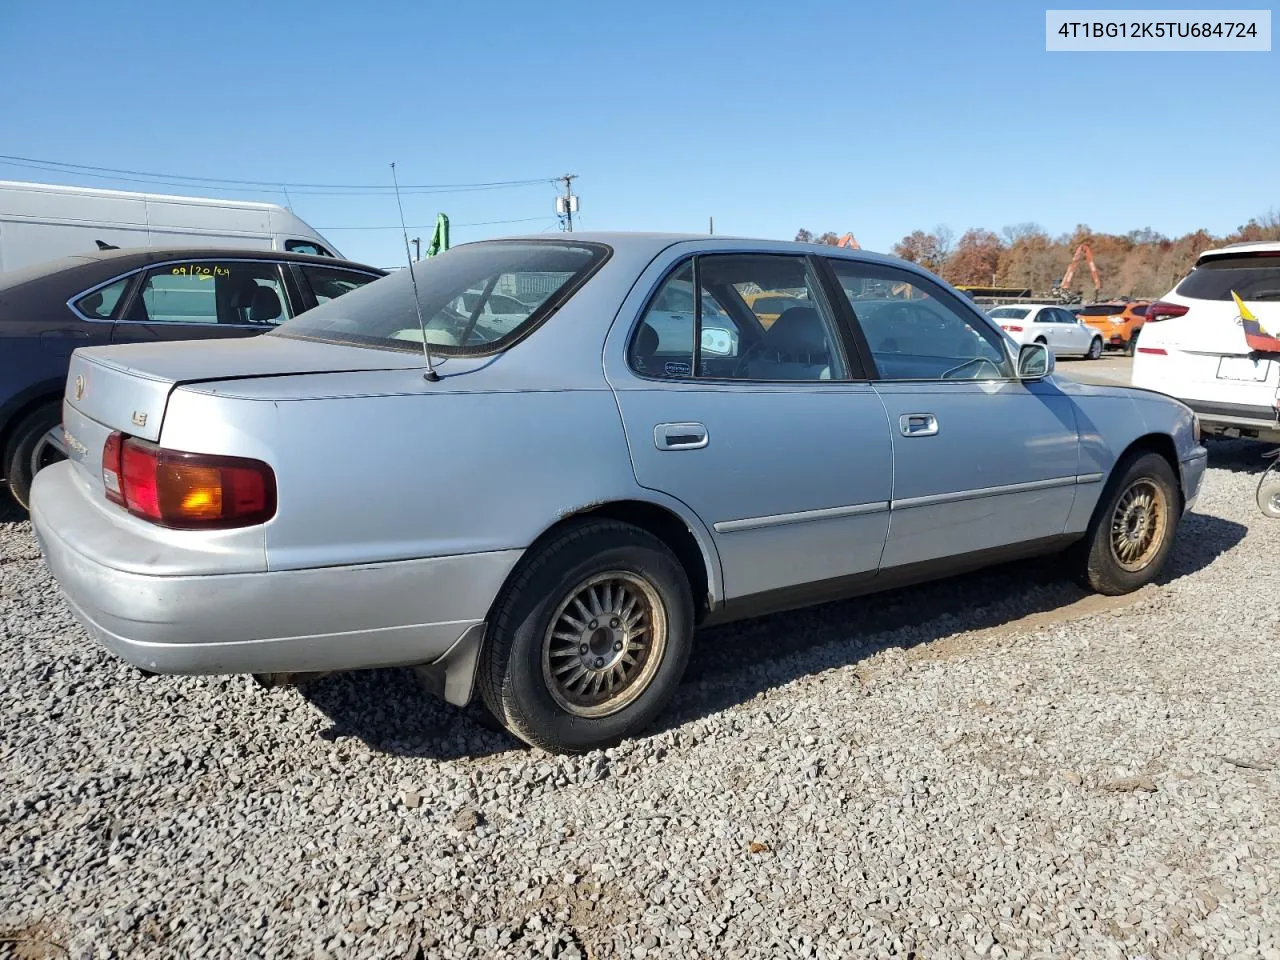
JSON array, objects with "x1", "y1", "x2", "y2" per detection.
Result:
[{"x1": 159, "y1": 373, "x2": 720, "y2": 585}]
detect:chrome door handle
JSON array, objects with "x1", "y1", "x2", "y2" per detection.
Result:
[
  {"x1": 899, "y1": 413, "x2": 938, "y2": 437},
  {"x1": 654, "y1": 422, "x2": 709, "y2": 450}
]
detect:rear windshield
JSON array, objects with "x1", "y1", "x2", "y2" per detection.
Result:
[
  {"x1": 988, "y1": 307, "x2": 1029, "y2": 319},
  {"x1": 272, "y1": 240, "x2": 610, "y2": 355},
  {"x1": 1176, "y1": 255, "x2": 1280, "y2": 302},
  {"x1": 1079, "y1": 304, "x2": 1123, "y2": 316}
]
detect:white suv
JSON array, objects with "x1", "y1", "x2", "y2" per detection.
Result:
[{"x1": 1132, "y1": 241, "x2": 1280, "y2": 443}]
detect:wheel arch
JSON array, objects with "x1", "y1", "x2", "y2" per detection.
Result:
[
  {"x1": 1114, "y1": 432, "x2": 1184, "y2": 505},
  {"x1": 0, "y1": 382, "x2": 64, "y2": 478},
  {"x1": 497, "y1": 498, "x2": 722, "y2": 625}
]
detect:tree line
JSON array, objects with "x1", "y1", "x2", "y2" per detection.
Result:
[{"x1": 797, "y1": 210, "x2": 1280, "y2": 300}]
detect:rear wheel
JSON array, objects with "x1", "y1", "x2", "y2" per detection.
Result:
[
  {"x1": 1069, "y1": 451, "x2": 1180, "y2": 595},
  {"x1": 478, "y1": 519, "x2": 694, "y2": 753},
  {"x1": 3, "y1": 402, "x2": 64, "y2": 511},
  {"x1": 1126, "y1": 327, "x2": 1141, "y2": 356},
  {"x1": 1257, "y1": 464, "x2": 1280, "y2": 519},
  {"x1": 1086, "y1": 337, "x2": 1103, "y2": 360}
]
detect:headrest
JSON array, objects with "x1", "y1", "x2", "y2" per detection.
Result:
[
  {"x1": 249, "y1": 286, "x2": 283, "y2": 322},
  {"x1": 764, "y1": 306, "x2": 828, "y2": 354},
  {"x1": 633, "y1": 322, "x2": 660, "y2": 357}
]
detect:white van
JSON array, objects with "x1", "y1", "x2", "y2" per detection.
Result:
[{"x1": 0, "y1": 179, "x2": 343, "y2": 273}]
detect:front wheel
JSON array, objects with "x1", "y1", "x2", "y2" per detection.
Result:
[
  {"x1": 1068, "y1": 451, "x2": 1180, "y2": 595},
  {"x1": 1086, "y1": 337, "x2": 1103, "y2": 360},
  {"x1": 1257, "y1": 465, "x2": 1280, "y2": 519},
  {"x1": 478, "y1": 519, "x2": 694, "y2": 753}
]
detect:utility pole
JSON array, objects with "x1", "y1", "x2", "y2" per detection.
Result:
[
  {"x1": 708, "y1": 216, "x2": 714, "y2": 235},
  {"x1": 556, "y1": 174, "x2": 578, "y2": 232},
  {"x1": 411, "y1": 237, "x2": 421, "y2": 261}
]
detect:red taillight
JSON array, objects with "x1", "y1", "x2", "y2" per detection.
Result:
[
  {"x1": 1137, "y1": 347, "x2": 1168, "y2": 355},
  {"x1": 100, "y1": 432, "x2": 276, "y2": 528},
  {"x1": 1146, "y1": 300, "x2": 1189, "y2": 323},
  {"x1": 1002, "y1": 324, "x2": 1023, "y2": 332}
]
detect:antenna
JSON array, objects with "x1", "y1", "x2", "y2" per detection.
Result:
[{"x1": 390, "y1": 162, "x2": 439, "y2": 382}]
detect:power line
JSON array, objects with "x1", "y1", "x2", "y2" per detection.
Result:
[
  {"x1": 0, "y1": 154, "x2": 560, "y2": 196},
  {"x1": 318, "y1": 215, "x2": 554, "y2": 230}
]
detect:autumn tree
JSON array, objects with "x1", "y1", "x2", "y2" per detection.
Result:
[
  {"x1": 943, "y1": 229, "x2": 1003, "y2": 285},
  {"x1": 795, "y1": 229, "x2": 814, "y2": 243},
  {"x1": 795, "y1": 229, "x2": 846, "y2": 245}
]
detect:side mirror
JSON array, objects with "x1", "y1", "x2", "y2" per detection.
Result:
[{"x1": 1017, "y1": 341, "x2": 1054, "y2": 379}]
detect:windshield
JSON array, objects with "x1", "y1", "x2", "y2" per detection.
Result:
[
  {"x1": 1079, "y1": 305, "x2": 1124, "y2": 316},
  {"x1": 1176, "y1": 255, "x2": 1280, "y2": 302},
  {"x1": 988, "y1": 307, "x2": 1029, "y2": 319},
  {"x1": 272, "y1": 240, "x2": 610, "y2": 354}
]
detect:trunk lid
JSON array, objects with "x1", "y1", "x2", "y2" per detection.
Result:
[{"x1": 60, "y1": 334, "x2": 430, "y2": 490}]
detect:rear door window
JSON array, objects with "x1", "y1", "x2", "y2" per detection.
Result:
[
  {"x1": 1176, "y1": 255, "x2": 1280, "y2": 301},
  {"x1": 123, "y1": 262, "x2": 293, "y2": 326}
]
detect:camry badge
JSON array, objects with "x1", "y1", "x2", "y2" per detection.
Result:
[
  {"x1": 73, "y1": 375, "x2": 84, "y2": 401},
  {"x1": 131, "y1": 411, "x2": 148, "y2": 427}
]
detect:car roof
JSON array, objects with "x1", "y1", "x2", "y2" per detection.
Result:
[
  {"x1": 76, "y1": 246, "x2": 384, "y2": 272},
  {"x1": 484, "y1": 230, "x2": 936, "y2": 275},
  {"x1": 1198, "y1": 240, "x2": 1280, "y2": 261},
  {"x1": 1, "y1": 247, "x2": 382, "y2": 287}
]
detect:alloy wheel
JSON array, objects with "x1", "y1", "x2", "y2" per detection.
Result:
[
  {"x1": 541, "y1": 571, "x2": 667, "y2": 719},
  {"x1": 1109, "y1": 478, "x2": 1169, "y2": 572}
]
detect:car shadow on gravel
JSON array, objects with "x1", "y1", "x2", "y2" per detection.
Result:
[
  {"x1": 298, "y1": 668, "x2": 522, "y2": 760},
  {"x1": 656, "y1": 508, "x2": 1247, "y2": 737},
  {"x1": 1202, "y1": 437, "x2": 1277, "y2": 475},
  {"x1": 299, "y1": 511, "x2": 1245, "y2": 759},
  {"x1": 0, "y1": 494, "x2": 24, "y2": 524}
]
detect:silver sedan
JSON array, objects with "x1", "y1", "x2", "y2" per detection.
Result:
[{"x1": 30, "y1": 233, "x2": 1208, "y2": 753}]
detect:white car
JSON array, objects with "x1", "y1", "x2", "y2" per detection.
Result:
[
  {"x1": 987, "y1": 303, "x2": 1104, "y2": 360},
  {"x1": 1132, "y1": 241, "x2": 1280, "y2": 443}
]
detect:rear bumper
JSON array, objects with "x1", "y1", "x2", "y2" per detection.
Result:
[
  {"x1": 1184, "y1": 399, "x2": 1280, "y2": 441},
  {"x1": 29, "y1": 462, "x2": 521, "y2": 700}
]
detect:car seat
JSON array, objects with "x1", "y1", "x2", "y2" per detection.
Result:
[
  {"x1": 630, "y1": 321, "x2": 661, "y2": 373},
  {"x1": 746, "y1": 306, "x2": 833, "y2": 380},
  {"x1": 249, "y1": 285, "x2": 283, "y2": 324}
]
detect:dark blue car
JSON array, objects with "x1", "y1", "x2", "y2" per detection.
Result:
[{"x1": 0, "y1": 247, "x2": 385, "y2": 508}]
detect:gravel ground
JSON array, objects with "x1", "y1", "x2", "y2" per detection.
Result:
[{"x1": 2, "y1": 442, "x2": 1279, "y2": 960}]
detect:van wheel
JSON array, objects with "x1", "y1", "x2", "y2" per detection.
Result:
[
  {"x1": 1069, "y1": 451, "x2": 1180, "y2": 595},
  {"x1": 3, "y1": 402, "x2": 64, "y2": 511},
  {"x1": 478, "y1": 519, "x2": 694, "y2": 754},
  {"x1": 1086, "y1": 337, "x2": 1103, "y2": 360}
]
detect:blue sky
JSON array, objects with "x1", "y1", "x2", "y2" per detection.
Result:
[{"x1": 1, "y1": 0, "x2": 1275, "y2": 266}]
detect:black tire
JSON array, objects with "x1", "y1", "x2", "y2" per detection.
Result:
[
  {"x1": 478, "y1": 518, "x2": 694, "y2": 754},
  {"x1": 1257, "y1": 465, "x2": 1280, "y2": 519},
  {"x1": 1034, "y1": 336, "x2": 1048, "y2": 344},
  {"x1": 1126, "y1": 327, "x2": 1141, "y2": 356},
  {"x1": 3, "y1": 402, "x2": 64, "y2": 511},
  {"x1": 1086, "y1": 337, "x2": 1103, "y2": 360},
  {"x1": 1068, "y1": 451, "x2": 1181, "y2": 595}
]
